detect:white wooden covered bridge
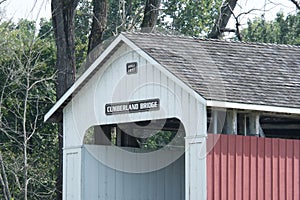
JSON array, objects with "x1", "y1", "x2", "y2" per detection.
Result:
[{"x1": 45, "y1": 32, "x2": 300, "y2": 200}]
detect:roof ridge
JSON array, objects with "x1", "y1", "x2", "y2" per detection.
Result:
[
  {"x1": 121, "y1": 31, "x2": 196, "y2": 40},
  {"x1": 121, "y1": 31, "x2": 300, "y2": 48}
]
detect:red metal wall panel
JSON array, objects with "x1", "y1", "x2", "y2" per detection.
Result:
[
  {"x1": 294, "y1": 142, "x2": 300, "y2": 200},
  {"x1": 207, "y1": 134, "x2": 300, "y2": 200}
]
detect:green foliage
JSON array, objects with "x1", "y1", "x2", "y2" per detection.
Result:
[
  {"x1": 75, "y1": 0, "x2": 92, "y2": 68},
  {"x1": 162, "y1": 0, "x2": 222, "y2": 36},
  {"x1": 242, "y1": 12, "x2": 300, "y2": 45},
  {"x1": 142, "y1": 131, "x2": 176, "y2": 150},
  {"x1": 0, "y1": 19, "x2": 57, "y2": 199},
  {"x1": 38, "y1": 18, "x2": 54, "y2": 40}
]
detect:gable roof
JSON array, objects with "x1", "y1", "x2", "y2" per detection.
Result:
[{"x1": 45, "y1": 32, "x2": 300, "y2": 122}]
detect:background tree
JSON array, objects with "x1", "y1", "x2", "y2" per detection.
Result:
[
  {"x1": 242, "y1": 12, "x2": 300, "y2": 45},
  {"x1": 75, "y1": 0, "x2": 92, "y2": 68},
  {"x1": 51, "y1": 1, "x2": 79, "y2": 199},
  {"x1": 290, "y1": 0, "x2": 300, "y2": 9},
  {"x1": 0, "y1": 19, "x2": 57, "y2": 200},
  {"x1": 208, "y1": 0, "x2": 238, "y2": 38},
  {"x1": 106, "y1": 0, "x2": 144, "y2": 35},
  {"x1": 162, "y1": 0, "x2": 223, "y2": 36},
  {"x1": 141, "y1": 0, "x2": 161, "y2": 32},
  {"x1": 88, "y1": 0, "x2": 108, "y2": 52},
  {"x1": 51, "y1": 0, "x2": 78, "y2": 98}
]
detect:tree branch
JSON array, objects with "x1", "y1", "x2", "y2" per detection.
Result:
[
  {"x1": 0, "y1": 0, "x2": 7, "y2": 5},
  {"x1": 227, "y1": 4, "x2": 242, "y2": 41},
  {"x1": 290, "y1": 0, "x2": 300, "y2": 9}
]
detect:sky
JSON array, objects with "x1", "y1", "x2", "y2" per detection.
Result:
[
  {"x1": 1, "y1": 0, "x2": 298, "y2": 27},
  {"x1": 1, "y1": 0, "x2": 50, "y2": 22},
  {"x1": 229, "y1": 0, "x2": 298, "y2": 28}
]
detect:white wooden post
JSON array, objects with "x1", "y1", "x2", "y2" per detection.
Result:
[
  {"x1": 211, "y1": 110, "x2": 218, "y2": 134},
  {"x1": 249, "y1": 112, "x2": 260, "y2": 136},
  {"x1": 185, "y1": 136, "x2": 206, "y2": 200},
  {"x1": 224, "y1": 109, "x2": 237, "y2": 134},
  {"x1": 184, "y1": 104, "x2": 207, "y2": 200}
]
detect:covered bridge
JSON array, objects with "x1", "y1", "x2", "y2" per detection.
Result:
[{"x1": 45, "y1": 32, "x2": 300, "y2": 200}]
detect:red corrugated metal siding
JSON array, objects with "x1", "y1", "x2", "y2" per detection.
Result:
[{"x1": 207, "y1": 134, "x2": 300, "y2": 200}]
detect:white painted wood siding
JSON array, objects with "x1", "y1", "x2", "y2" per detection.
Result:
[{"x1": 82, "y1": 146, "x2": 185, "y2": 200}]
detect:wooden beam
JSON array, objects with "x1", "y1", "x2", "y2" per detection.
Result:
[
  {"x1": 238, "y1": 113, "x2": 247, "y2": 136},
  {"x1": 261, "y1": 124, "x2": 300, "y2": 130}
]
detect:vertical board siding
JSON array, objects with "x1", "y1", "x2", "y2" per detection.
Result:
[
  {"x1": 207, "y1": 134, "x2": 300, "y2": 200},
  {"x1": 65, "y1": 152, "x2": 81, "y2": 200},
  {"x1": 82, "y1": 146, "x2": 185, "y2": 200}
]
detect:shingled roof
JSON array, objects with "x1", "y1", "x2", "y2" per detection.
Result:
[{"x1": 123, "y1": 32, "x2": 300, "y2": 109}]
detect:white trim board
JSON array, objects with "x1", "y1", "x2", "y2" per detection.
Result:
[{"x1": 207, "y1": 100, "x2": 300, "y2": 115}]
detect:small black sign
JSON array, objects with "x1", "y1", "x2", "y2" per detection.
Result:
[
  {"x1": 105, "y1": 99, "x2": 160, "y2": 115},
  {"x1": 126, "y1": 62, "x2": 138, "y2": 74}
]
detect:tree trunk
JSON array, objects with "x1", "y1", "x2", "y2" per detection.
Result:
[
  {"x1": 86, "y1": 0, "x2": 108, "y2": 69},
  {"x1": 51, "y1": 0, "x2": 79, "y2": 199},
  {"x1": 88, "y1": 0, "x2": 108, "y2": 53},
  {"x1": 208, "y1": 0, "x2": 238, "y2": 39},
  {"x1": 52, "y1": 0, "x2": 78, "y2": 97},
  {"x1": 141, "y1": 0, "x2": 161, "y2": 32},
  {"x1": 56, "y1": 123, "x2": 64, "y2": 200}
]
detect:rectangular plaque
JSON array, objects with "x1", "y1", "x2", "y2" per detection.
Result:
[
  {"x1": 126, "y1": 62, "x2": 138, "y2": 74},
  {"x1": 105, "y1": 99, "x2": 160, "y2": 115}
]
